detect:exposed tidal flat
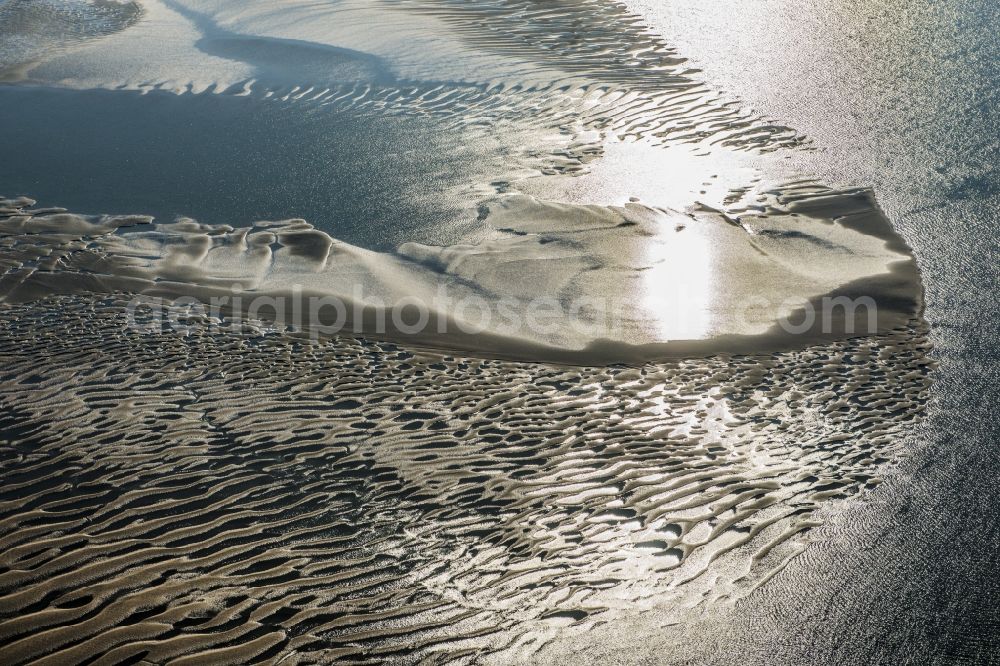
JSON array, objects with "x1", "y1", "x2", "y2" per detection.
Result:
[
  {"x1": 0, "y1": 293, "x2": 932, "y2": 663},
  {"x1": 0, "y1": 0, "x2": 997, "y2": 663}
]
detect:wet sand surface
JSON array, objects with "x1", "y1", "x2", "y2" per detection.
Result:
[{"x1": 0, "y1": 294, "x2": 931, "y2": 663}]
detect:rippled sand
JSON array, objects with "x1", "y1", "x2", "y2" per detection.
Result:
[{"x1": 0, "y1": 293, "x2": 931, "y2": 663}]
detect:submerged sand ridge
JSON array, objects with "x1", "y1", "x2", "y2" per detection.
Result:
[
  {"x1": 0, "y1": 187, "x2": 921, "y2": 364},
  {"x1": 7, "y1": 0, "x2": 804, "y2": 162}
]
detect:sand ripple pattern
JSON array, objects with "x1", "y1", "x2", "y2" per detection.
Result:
[
  {"x1": 131, "y1": 74, "x2": 802, "y2": 177},
  {"x1": 0, "y1": 292, "x2": 932, "y2": 663},
  {"x1": 373, "y1": 0, "x2": 804, "y2": 153},
  {"x1": 292, "y1": 79, "x2": 801, "y2": 159},
  {"x1": 83, "y1": 0, "x2": 805, "y2": 160}
]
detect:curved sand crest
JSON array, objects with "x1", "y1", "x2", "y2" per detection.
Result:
[{"x1": 0, "y1": 188, "x2": 920, "y2": 364}]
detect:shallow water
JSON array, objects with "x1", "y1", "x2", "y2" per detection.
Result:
[{"x1": 0, "y1": 85, "x2": 503, "y2": 250}]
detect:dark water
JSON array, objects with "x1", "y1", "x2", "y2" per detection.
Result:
[{"x1": 0, "y1": 85, "x2": 497, "y2": 250}]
